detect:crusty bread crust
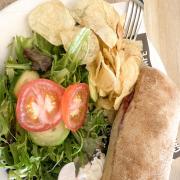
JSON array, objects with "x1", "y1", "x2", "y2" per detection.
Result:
[{"x1": 102, "y1": 67, "x2": 180, "y2": 180}]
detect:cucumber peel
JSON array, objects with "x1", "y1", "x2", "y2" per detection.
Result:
[
  {"x1": 29, "y1": 121, "x2": 70, "y2": 146},
  {"x1": 14, "y1": 70, "x2": 39, "y2": 96}
]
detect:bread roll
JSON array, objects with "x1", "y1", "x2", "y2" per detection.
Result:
[{"x1": 102, "y1": 67, "x2": 180, "y2": 180}]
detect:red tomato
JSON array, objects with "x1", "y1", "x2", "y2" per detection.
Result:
[
  {"x1": 61, "y1": 83, "x2": 89, "y2": 132},
  {"x1": 16, "y1": 79, "x2": 64, "y2": 132}
]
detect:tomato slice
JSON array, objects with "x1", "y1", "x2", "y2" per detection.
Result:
[
  {"x1": 16, "y1": 79, "x2": 64, "y2": 132},
  {"x1": 61, "y1": 83, "x2": 89, "y2": 132}
]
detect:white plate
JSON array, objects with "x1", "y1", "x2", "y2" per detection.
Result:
[{"x1": 0, "y1": 0, "x2": 169, "y2": 179}]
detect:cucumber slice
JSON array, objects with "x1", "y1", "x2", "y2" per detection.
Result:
[
  {"x1": 29, "y1": 121, "x2": 70, "y2": 146},
  {"x1": 14, "y1": 70, "x2": 39, "y2": 96}
]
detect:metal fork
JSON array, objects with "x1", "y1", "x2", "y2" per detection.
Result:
[{"x1": 124, "y1": 0, "x2": 144, "y2": 40}]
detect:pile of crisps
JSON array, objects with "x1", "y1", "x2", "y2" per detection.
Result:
[{"x1": 28, "y1": 0, "x2": 142, "y2": 110}]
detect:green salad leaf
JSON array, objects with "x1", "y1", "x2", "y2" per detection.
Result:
[
  {"x1": 0, "y1": 28, "x2": 111, "y2": 180},
  {"x1": 50, "y1": 28, "x2": 90, "y2": 87}
]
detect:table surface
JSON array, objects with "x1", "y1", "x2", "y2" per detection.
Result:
[{"x1": 0, "y1": 0, "x2": 179, "y2": 89}]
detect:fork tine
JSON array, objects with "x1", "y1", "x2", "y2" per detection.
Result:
[
  {"x1": 124, "y1": 0, "x2": 144, "y2": 40},
  {"x1": 134, "y1": 8, "x2": 143, "y2": 39},
  {"x1": 127, "y1": 2, "x2": 138, "y2": 40},
  {"x1": 124, "y1": 1, "x2": 134, "y2": 38},
  {"x1": 130, "y1": 5, "x2": 141, "y2": 40}
]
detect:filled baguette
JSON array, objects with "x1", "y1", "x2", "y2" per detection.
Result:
[{"x1": 102, "y1": 67, "x2": 180, "y2": 180}]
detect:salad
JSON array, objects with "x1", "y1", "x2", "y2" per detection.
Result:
[{"x1": 0, "y1": 0, "x2": 142, "y2": 179}]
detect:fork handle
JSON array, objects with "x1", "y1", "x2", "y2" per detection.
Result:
[{"x1": 133, "y1": 0, "x2": 144, "y2": 8}]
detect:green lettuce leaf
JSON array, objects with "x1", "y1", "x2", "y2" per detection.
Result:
[
  {"x1": 0, "y1": 29, "x2": 111, "y2": 180},
  {"x1": 50, "y1": 28, "x2": 90, "y2": 87}
]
